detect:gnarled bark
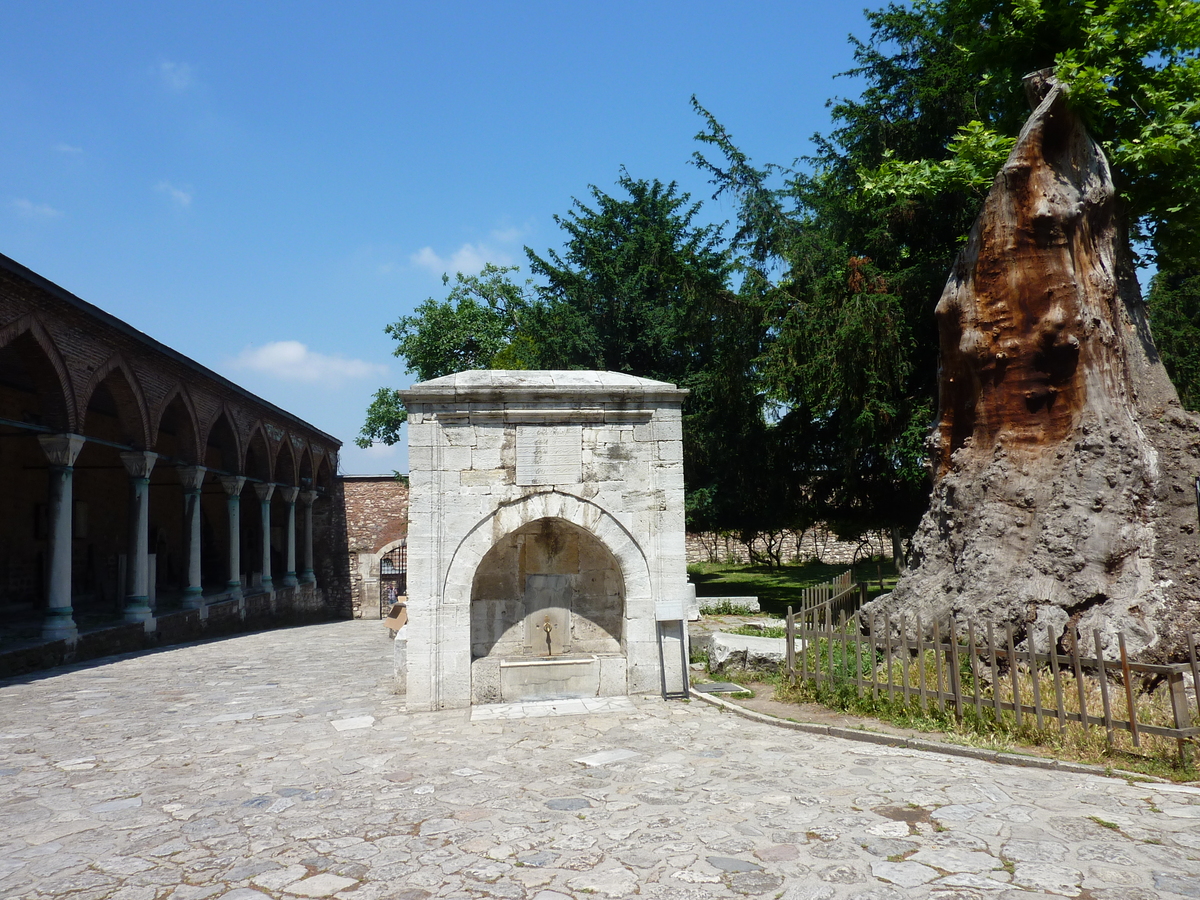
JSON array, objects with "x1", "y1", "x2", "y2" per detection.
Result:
[{"x1": 873, "y1": 72, "x2": 1200, "y2": 662}]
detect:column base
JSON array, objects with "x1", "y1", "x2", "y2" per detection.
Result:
[
  {"x1": 42, "y1": 610, "x2": 78, "y2": 642},
  {"x1": 226, "y1": 582, "x2": 244, "y2": 602},
  {"x1": 300, "y1": 570, "x2": 316, "y2": 584},
  {"x1": 282, "y1": 573, "x2": 299, "y2": 588},
  {"x1": 181, "y1": 588, "x2": 205, "y2": 610},
  {"x1": 123, "y1": 598, "x2": 152, "y2": 623}
]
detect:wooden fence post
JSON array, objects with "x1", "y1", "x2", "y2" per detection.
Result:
[
  {"x1": 968, "y1": 619, "x2": 982, "y2": 722},
  {"x1": 1048, "y1": 624, "x2": 1067, "y2": 737},
  {"x1": 1028, "y1": 627, "x2": 1044, "y2": 731},
  {"x1": 1071, "y1": 628, "x2": 1090, "y2": 732},
  {"x1": 1168, "y1": 666, "x2": 1192, "y2": 765},
  {"x1": 884, "y1": 612, "x2": 894, "y2": 705},
  {"x1": 1006, "y1": 624, "x2": 1022, "y2": 730},
  {"x1": 1188, "y1": 632, "x2": 1200, "y2": 725},
  {"x1": 801, "y1": 606, "x2": 808, "y2": 686},
  {"x1": 987, "y1": 621, "x2": 1002, "y2": 724},
  {"x1": 854, "y1": 611, "x2": 864, "y2": 699},
  {"x1": 1094, "y1": 630, "x2": 1115, "y2": 746},
  {"x1": 932, "y1": 617, "x2": 945, "y2": 715},
  {"x1": 1118, "y1": 632, "x2": 1139, "y2": 748},
  {"x1": 786, "y1": 605, "x2": 795, "y2": 684},
  {"x1": 869, "y1": 612, "x2": 878, "y2": 703},
  {"x1": 948, "y1": 618, "x2": 964, "y2": 722},
  {"x1": 826, "y1": 607, "x2": 836, "y2": 687},
  {"x1": 916, "y1": 613, "x2": 928, "y2": 712}
]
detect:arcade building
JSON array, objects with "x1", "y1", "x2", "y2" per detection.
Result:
[{"x1": 0, "y1": 253, "x2": 349, "y2": 671}]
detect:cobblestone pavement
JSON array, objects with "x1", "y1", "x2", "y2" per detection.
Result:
[{"x1": 2, "y1": 620, "x2": 1199, "y2": 900}]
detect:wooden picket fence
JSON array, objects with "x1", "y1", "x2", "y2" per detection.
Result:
[
  {"x1": 796, "y1": 569, "x2": 863, "y2": 627},
  {"x1": 783, "y1": 607, "x2": 1200, "y2": 759}
]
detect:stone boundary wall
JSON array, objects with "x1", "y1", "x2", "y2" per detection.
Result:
[{"x1": 687, "y1": 528, "x2": 893, "y2": 567}]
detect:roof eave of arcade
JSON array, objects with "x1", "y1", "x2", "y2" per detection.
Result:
[{"x1": 0, "y1": 252, "x2": 341, "y2": 450}]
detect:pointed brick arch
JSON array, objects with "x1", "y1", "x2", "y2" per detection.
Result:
[
  {"x1": 244, "y1": 422, "x2": 272, "y2": 482},
  {"x1": 81, "y1": 353, "x2": 151, "y2": 447},
  {"x1": 297, "y1": 444, "x2": 314, "y2": 488},
  {"x1": 0, "y1": 315, "x2": 76, "y2": 431},
  {"x1": 314, "y1": 453, "x2": 333, "y2": 491},
  {"x1": 202, "y1": 406, "x2": 242, "y2": 474},
  {"x1": 274, "y1": 437, "x2": 297, "y2": 487},
  {"x1": 153, "y1": 384, "x2": 202, "y2": 464}
]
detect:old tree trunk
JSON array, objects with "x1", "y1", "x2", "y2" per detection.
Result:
[{"x1": 877, "y1": 72, "x2": 1200, "y2": 662}]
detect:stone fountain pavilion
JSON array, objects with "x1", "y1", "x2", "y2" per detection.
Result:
[{"x1": 400, "y1": 370, "x2": 692, "y2": 711}]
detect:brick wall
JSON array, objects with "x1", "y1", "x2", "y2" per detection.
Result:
[
  {"x1": 342, "y1": 476, "x2": 409, "y2": 618},
  {"x1": 315, "y1": 479, "x2": 354, "y2": 619}
]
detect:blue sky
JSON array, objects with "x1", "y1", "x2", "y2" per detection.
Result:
[{"x1": 2, "y1": 1, "x2": 878, "y2": 474}]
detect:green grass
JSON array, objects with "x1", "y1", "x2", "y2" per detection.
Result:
[
  {"x1": 768, "y1": 651, "x2": 1198, "y2": 781},
  {"x1": 689, "y1": 558, "x2": 898, "y2": 618}
]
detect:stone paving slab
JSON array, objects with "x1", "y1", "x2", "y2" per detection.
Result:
[{"x1": 1, "y1": 619, "x2": 1199, "y2": 899}]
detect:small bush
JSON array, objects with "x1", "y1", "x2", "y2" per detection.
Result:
[{"x1": 700, "y1": 600, "x2": 759, "y2": 616}]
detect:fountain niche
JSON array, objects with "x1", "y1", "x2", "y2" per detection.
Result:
[{"x1": 470, "y1": 517, "x2": 625, "y2": 703}]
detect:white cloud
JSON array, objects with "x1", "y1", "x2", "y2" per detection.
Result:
[
  {"x1": 363, "y1": 442, "x2": 403, "y2": 458},
  {"x1": 156, "y1": 181, "x2": 193, "y2": 208},
  {"x1": 230, "y1": 341, "x2": 387, "y2": 386},
  {"x1": 489, "y1": 225, "x2": 526, "y2": 244},
  {"x1": 159, "y1": 60, "x2": 196, "y2": 92},
  {"x1": 11, "y1": 199, "x2": 62, "y2": 219},
  {"x1": 410, "y1": 242, "x2": 514, "y2": 277},
  {"x1": 53, "y1": 143, "x2": 83, "y2": 154}
]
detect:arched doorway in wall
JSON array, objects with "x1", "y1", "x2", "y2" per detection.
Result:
[
  {"x1": 377, "y1": 540, "x2": 407, "y2": 618},
  {"x1": 469, "y1": 517, "x2": 624, "y2": 703}
]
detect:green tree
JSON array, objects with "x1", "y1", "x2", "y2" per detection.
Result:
[
  {"x1": 525, "y1": 173, "x2": 791, "y2": 539},
  {"x1": 856, "y1": 0, "x2": 1200, "y2": 268},
  {"x1": 1148, "y1": 267, "x2": 1200, "y2": 411},
  {"x1": 691, "y1": 0, "x2": 1200, "y2": 548},
  {"x1": 357, "y1": 173, "x2": 795, "y2": 547},
  {"x1": 355, "y1": 264, "x2": 534, "y2": 448}
]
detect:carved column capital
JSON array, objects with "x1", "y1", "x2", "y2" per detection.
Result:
[
  {"x1": 38, "y1": 433, "x2": 86, "y2": 468},
  {"x1": 299, "y1": 490, "x2": 317, "y2": 507},
  {"x1": 177, "y1": 465, "x2": 206, "y2": 493},
  {"x1": 253, "y1": 482, "x2": 276, "y2": 502},
  {"x1": 279, "y1": 486, "x2": 300, "y2": 504},
  {"x1": 119, "y1": 450, "x2": 157, "y2": 480},
  {"x1": 218, "y1": 475, "x2": 246, "y2": 496}
]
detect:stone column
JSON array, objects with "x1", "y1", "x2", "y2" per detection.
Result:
[
  {"x1": 218, "y1": 476, "x2": 246, "y2": 600},
  {"x1": 254, "y1": 483, "x2": 275, "y2": 591},
  {"x1": 279, "y1": 486, "x2": 299, "y2": 587},
  {"x1": 299, "y1": 490, "x2": 317, "y2": 583},
  {"x1": 177, "y1": 466, "x2": 206, "y2": 609},
  {"x1": 38, "y1": 434, "x2": 86, "y2": 641},
  {"x1": 120, "y1": 451, "x2": 158, "y2": 623}
]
